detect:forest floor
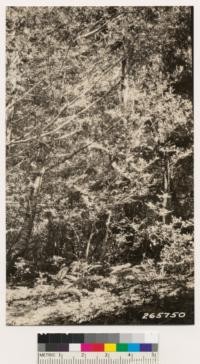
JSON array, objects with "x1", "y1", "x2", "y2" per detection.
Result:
[{"x1": 6, "y1": 262, "x2": 194, "y2": 325}]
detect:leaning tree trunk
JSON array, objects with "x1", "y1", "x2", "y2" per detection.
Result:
[
  {"x1": 162, "y1": 152, "x2": 172, "y2": 225},
  {"x1": 100, "y1": 211, "x2": 112, "y2": 262},
  {"x1": 85, "y1": 221, "x2": 95, "y2": 262},
  {"x1": 121, "y1": 58, "x2": 129, "y2": 111},
  {"x1": 7, "y1": 166, "x2": 45, "y2": 268}
]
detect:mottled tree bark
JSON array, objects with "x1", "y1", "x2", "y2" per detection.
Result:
[{"x1": 8, "y1": 167, "x2": 45, "y2": 267}]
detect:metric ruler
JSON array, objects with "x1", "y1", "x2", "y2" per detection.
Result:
[{"x1": 38, "y1": 333, "x2": 159, "y2": 364}]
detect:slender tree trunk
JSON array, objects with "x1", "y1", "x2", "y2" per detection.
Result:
[
  {"x1": 162, "y1": 154, "x2": 171, "y2": 224},
  {"x1": 8, "y1": 166, "x2": 45, "y2": 265},
  {"x1": 100, "y1": 211, "x2": 112, "y2": 262},
  {"x1": 121, "y1": 58, "x2": 129, "y2": 111},
  {"x1": 85, "y1": 222, "x2": 95, "y2": 262}
]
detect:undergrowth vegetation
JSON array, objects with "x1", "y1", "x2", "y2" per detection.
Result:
[{"x1": 6, "y1": 7, "x2": 193, "y2": 325}]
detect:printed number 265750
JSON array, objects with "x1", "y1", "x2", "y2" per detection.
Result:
[{"x1": 142, "y1": 312, "x2": 186, "y2": 319}]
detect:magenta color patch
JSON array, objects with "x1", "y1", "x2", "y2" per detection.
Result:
[{"x1": 81, "y1": 344, "x2": 93, "y2": 352}]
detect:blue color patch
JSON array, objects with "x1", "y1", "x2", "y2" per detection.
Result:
[
  {"x1": 128, "y1": 344, "x2": 140, "y2": 352},
  {"x1": 140, "y1": 344, "x2": 152, "y2": 352}
]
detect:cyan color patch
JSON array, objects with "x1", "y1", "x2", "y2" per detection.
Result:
[{"x1": 128, "y1": 344, "x2": 140, "y2": 352}]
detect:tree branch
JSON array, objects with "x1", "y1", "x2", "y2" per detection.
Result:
[
  {"x1": 47, "y1": 123, "x2": 115, "y2": 172},
  {"x1": 8, "y1": 78, "x2": 120, "y2": 146},
  {"x1": 6, "y1": 79, "x2": 44, "y2": 111}
]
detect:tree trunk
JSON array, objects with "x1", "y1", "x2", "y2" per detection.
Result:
[
  {"x1": 100, "y1": 211, "x2": 112, "y2": 262},
  {"x1": 8, "y1": 167, "x2": 45, "y2": 266},
  {"x1": 85, "y1": 222, "x2": 95, "y2": 262},
  {"x1": 121, "y1": 58, "x2": 129, "y2": 111},
  {"x1": 162, "y1": 155, "x2": 171, "y2": 224}
]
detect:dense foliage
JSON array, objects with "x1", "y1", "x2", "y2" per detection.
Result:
[{"x1": 6, "y1": 6, "x2": 193, "y2": 325}]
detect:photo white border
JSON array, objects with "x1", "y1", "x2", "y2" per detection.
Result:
[{"x1": 0, "y1": 1, "x2": 199, "y2": 363}]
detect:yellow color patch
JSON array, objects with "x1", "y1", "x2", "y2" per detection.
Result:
[{"x1": 104, "y1": 344, "x2": 116, "y2": 352}]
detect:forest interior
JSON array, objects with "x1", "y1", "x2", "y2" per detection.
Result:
[{"x1": 6, "y1": 6, "x2": 194, "y2": 325}]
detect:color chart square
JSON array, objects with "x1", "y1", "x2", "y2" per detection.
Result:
[{"x1": 104, "y1": 344, "x2": 116, "y2": 352}]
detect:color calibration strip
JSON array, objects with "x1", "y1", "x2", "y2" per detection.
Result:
[
  {"x1": 38, "y1": 343, "x2": 158, "y2": 352},
  {"x1": 38, "y1": 334, "x2": 158, "y2": 352}
]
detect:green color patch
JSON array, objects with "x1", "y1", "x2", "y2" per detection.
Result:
[{"x1": 116, "y1": 344, "x2": 128, "y2": 352}]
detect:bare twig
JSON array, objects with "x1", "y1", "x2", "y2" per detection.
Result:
[
  {"x1": 8, "y1": 78, "x2": 120, "y2": 145},
  {"x1": 6, "y1": 79, "x2": 44, "y2": 110},
  {"x1": 78, "y1": 12, "x2": 124, "y2": 40}
]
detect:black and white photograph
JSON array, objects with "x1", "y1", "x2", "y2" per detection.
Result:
[{"x1": 6, "y1": 6, "x2": 194, "y2": 325}]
